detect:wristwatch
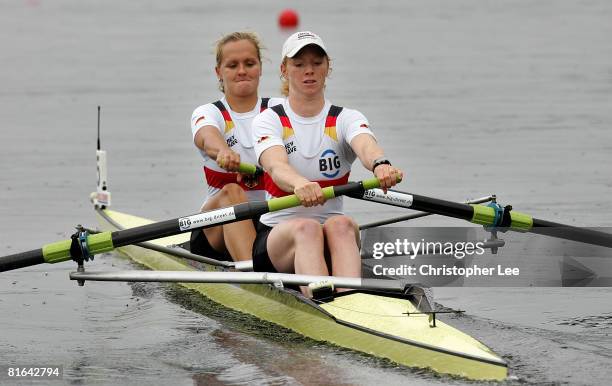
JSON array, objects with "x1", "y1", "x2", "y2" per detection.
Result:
[{"x1": 372, "y1": 157, "x2": 392, "y2": 171}]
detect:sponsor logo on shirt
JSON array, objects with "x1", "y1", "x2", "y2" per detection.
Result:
[
  {"x1": 257, "y1": 136, "x2": 270, "y2": 144},
  {"x1": 360, "y1": 123, "x2": 369, "y2": 128},
  {"x1": 319, "y1": 149, "x2": 341, "y2": 178},
  {"x1": 226, "y1": 135, "x2": 237, "y2": 147},
  {"x1": 285, "y1": 141, "x2": 296, "y2": 155}
]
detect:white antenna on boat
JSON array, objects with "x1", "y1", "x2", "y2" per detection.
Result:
[{"x1": 91, "y1": 105, "x2": 111, "y2": 209}]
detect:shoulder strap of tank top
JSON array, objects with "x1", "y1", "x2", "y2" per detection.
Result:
[
  {"x1": 270, "y1": 104, "x2": 287, "y2": 117},
  {"x1": 269, "y1": 104, "x2": 293, "y2": 139},
  {"x1": 212, "y1": 100, "x2": 226, "y2": 112},
  {"x1": 328, "y1": 105, "x2": 343, "y2": 117},
  {"x1": 324, "y1": 105, "x2": 343, "y2": 141},
  {"x1": 212, "y1": 100, "x2": 234, "y2": 133}
]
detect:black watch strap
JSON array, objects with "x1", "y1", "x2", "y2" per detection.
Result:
[{"x1": 372, "y1": 157, "x2": 391, "y2": 171}]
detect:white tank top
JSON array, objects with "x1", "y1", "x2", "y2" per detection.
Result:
[
  {"x1": 190, "y1": 97, "x2": 283, "y2": 202},
  {"x1": 253, "y1": 100, "x2": 375, "y2": 226}
]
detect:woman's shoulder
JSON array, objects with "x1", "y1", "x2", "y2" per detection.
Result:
[
  {"x1": 335, "y1": 105, "x2": 367, "y2": 123},
  {"x1": 190, "y1": 100, "x2": 227, "y2": 131},
  {"x1": 191, "y1": 100, "x2": 226, "y2": 117},
  {"x1": 254, "y1": 106, "x2": 281, "y2": 124},
  {"x1": 253, "y1": 106, "x2": 286, "y2": 134},
  {"x1": 265, "y1": 97, "x2": 285, "y2": 108}
]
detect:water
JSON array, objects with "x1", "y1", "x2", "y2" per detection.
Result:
[{"x1": 1, "y1": 0, "x2": 611, "y2": 384}]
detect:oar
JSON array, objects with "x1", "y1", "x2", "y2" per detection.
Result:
[
  {"x1": 359, "y1": 194, "x2": 495, "y2": 229},
  {"x1": 80, "y1": 226, "x2": 253, "y2": 271},
  {"x1": 68, "y1": 270, "x2": 438, "y2": 312},
  {"x1": 350, "y1": 188, "x2": 612, "y2": 248},
  {"x1": 0, "y1": 178, "x2": 386, "y2": 272},
  {"x1": 68, "y1": 270, "x2": 422, "y2": 294}
]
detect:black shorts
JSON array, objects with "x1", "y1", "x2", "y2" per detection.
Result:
[
  {"x1": 189, "y1": 217, "x2": 260, "y2": 262},
  {"x1": 252, "y1": 221, "x2": 278, "y2": 273},
  {"x1": 189, "y1": 229, "x2": 233, "y2": 261}
]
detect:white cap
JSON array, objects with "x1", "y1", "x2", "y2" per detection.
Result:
[{"x1": 281, "y1": 31, "x2": 327, "y2": 60}]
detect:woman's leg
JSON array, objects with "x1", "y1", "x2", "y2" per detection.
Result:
[
  {"x1": 266, "y1": 218, "x2": 327, "y2": 295},
  {"x1": 323, "y1": 215, "x2": 361, "y2": 291},
  {"x1": 199, "y1": 183, "x2": 255, "y2": 261}
]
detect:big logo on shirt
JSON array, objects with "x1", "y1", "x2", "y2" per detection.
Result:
[{"x1": 319, "y1": 149, "x2": 340, "y2": 178}]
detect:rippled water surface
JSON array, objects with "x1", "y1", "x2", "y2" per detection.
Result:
[{"x1": 1, "y1": 0, "x2": 611, "y2": 385}]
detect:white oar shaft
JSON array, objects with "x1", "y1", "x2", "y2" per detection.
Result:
[{"x1": 69, "y1": 270, "x2": 410, "y2": 292}]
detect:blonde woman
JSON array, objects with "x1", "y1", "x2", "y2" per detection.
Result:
[
  {"x1": 252, "y1": 31, "x2": 403, "y2": 292},
  {"x1": 190, "y1": 32, "x2": 282, "y2": 261}
]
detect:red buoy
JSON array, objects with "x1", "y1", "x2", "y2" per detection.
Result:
[{"x1": 278, "y1": 9, "x2": 299, "y2": 29}]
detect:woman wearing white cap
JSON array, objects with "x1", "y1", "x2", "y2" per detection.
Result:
[
  {"x1": 252, "y1": 31, "x2": 403, "y2": 292},
  {"x1": 190, "y1": 32, "x2": 282, "y2": 262}
]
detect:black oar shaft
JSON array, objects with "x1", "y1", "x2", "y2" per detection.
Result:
[
  {"x1": 359, "y1": 195, "x2": 494, "y2": 230},
  {"x1": 1, "y1": 249, "x2": 45, "y2": 271},
  {"x1": 355, "y1": 189, "x2": 476, "y2": 220},
  {"x1": 409, "y1": 194, "x2": 475, "y2": 220},
  {"x1": 110, "y1": 202, "x2": 269, "y2": 247},
  {"x1": 355, "y1": 189, "x2": 612, "y2": 249},
  {"x1": 0, "y1": 180, "x2": 379, "y2": 272},
  {"x1": 530, "y1": 218, "x2": 612, "y2": 248}
]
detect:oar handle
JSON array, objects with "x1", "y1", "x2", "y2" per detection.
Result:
[
  {"x1": 267, "y1": 178, "x2": 383, "y2": 211},
  {"x1": 238, "y1": 163, "x2": 262, "y2": 175},
  {"x1": 239, "y1": 163, "x2": 403, "y2": 182}
]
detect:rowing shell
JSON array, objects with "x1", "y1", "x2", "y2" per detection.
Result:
[{"x1": 95, "y1": 207, "x2": 508, "y2": 380}]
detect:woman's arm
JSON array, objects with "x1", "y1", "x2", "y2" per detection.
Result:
[
  {"x1": 350, "y1": 133, "x2": 403, "y2": 190},
  {"x1": 259, "y1": 146, "x2": 325, "y2": 207},
  {"x1": 194, "y1": 126, "x2": 241, "y2": 171}
]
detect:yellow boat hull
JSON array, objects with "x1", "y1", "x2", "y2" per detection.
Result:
[{"x1": 97, "y1": 208, "x2": 507, "y2": 380}]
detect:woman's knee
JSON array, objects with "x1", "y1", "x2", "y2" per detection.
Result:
[
  {"x1": 323, "y1": 215, "x2": 357, "y2": 234},
  {"x1": 218, "y1": 183, "x2": 247, "y2": 204},
  {"x1": 267, "y1": 219, "x2": 322, "y2": 258},
  {"x1": 293, "y1": 218, "x2": 323, "y2": 240}
]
